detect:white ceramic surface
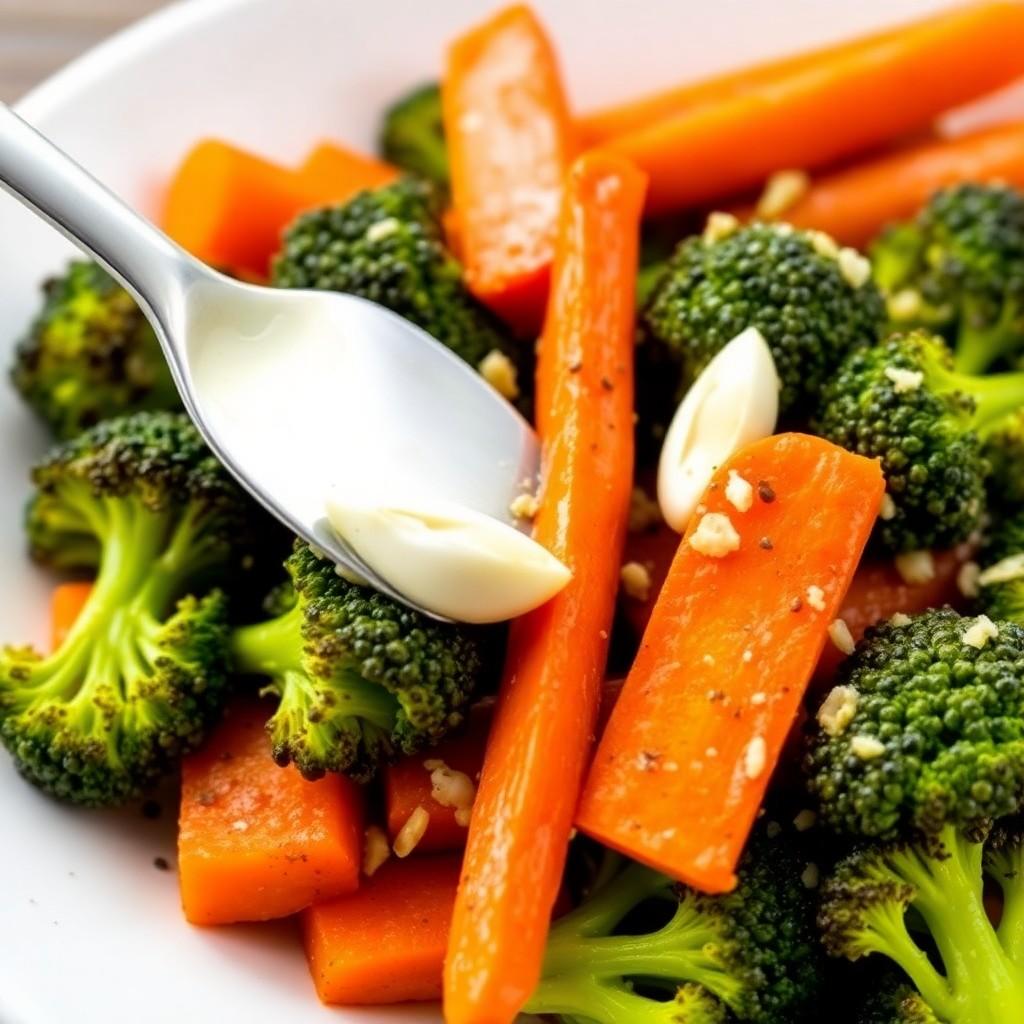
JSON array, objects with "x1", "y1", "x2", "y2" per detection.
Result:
[{"x1": 0, "y1": 1, "x2": 1020, "y2": 1020}]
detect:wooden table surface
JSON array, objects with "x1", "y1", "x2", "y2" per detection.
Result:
[{"x1": 0, "y1": 0, "x2": 166, "y2": 102}]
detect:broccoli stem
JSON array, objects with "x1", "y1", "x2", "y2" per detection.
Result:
[
  {"x1": 231, "y1": 604, "x2": 305, "y2": 678},
  {"x1": 526, "y1": 975, "x2": 690, "y2": 1024},
  {"x1": 928, "y1": 357, "x2": 1024, "y2": 434},
  {"x1": 987, "y1": 843, "x2": 1024, "y2": 969},
  {"x1": 953, "y1": 300, "x2": 1024, "y2": 375}
]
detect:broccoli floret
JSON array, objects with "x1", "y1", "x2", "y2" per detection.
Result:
[
  {"x1": 813, "y1": 331, "x2": 1024, "y2": 553},
  {"x1": 853, "y1": 975, "x2": 941, "y2": 1024},
  {"x1": 642, "y1": 222, "x2": 885, "y2": 417},
  {"x1": 819, "y1": 823, "x2": 1024, "y2": 1023},
  {"x1": 271, "y1": 178, "x2": 515, "y2": 375},
  {"x1": 524, "y1": 828, "x2": 822, "y2": 1023},
  {"x1": 808, "y1": 608, "x2": 1024, "y2": 838},
  {"x1": 11, "y1": 260, "x2": 179, "y2": 439},
  {"x1": 0, "y1": 412, "x2": 251, "y2": 805},
  {"x1": 871, "y1": 183, "x2": 1024, "y2": 374},
  {"x1": 975, "y1": 507, "x2": 1024, "y2": 624},
  {"x1": 985, "y1": 407, "x2": 1024, "y2": 508},
  {"x1": 378, "y1": 83, "x2": 448, "y2": 189},
  {"x1": 230, "y1": 540, "x2": 484, "y2": 783}
]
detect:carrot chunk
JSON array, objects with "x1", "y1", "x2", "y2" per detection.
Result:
[
  {"x1": 576, "y1": 433, "x2": 884, "y2": 893},
  {"x1": 298, "y1": 141, "x2": 396, "y2": 196},
  {"x1": 303, "y1": 855, "x2": 462, "y2": 1005},
  {"x1": 50, "y1": 581, "x2": 93, "y2": 652},
  {"x1": 178, "y1": 700, "x2": 363, "y2": 925},
  {"x1": 442, "y1": 4, "x2": 576, "y2": 332}
]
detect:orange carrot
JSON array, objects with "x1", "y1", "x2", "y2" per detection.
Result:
[
  {"x1": 177, "y1": 700, "x2": 363, "y2": 925},
  {"x1": 576, "y1": 433, "x2": 884, "y2": 893},
  {"x1": 442, "y1": 4, "x2": 576, "y2": 333},
  {"x1": 384, "y1": 710, "x2": 490, "y2": 855},
  {"x1": 735, "y1": 122, "x2": 1024, "y2": 247},
  {"x1": 163, "y1": 138, "x2": 393, "y2": 277},
  {"x1": 815, "y1": 546, "x2": 972, "y2": 684},
  {"x1": 298, "y1": 141, "x2": 396, "y2": 195},
  {"x1": 603, "y1": 2, "x2": 1024, "y2": 214},
  {"x1": 444, "y1": 151, "x2": 645, "y2": 1024},
  {"x1": 50, "y1": 581, "x2": 93, "y2": 652},
  {"x1": 304, "y1": 854, "x2": 462, "y2": 1006},
  {"x1": 579, "y1": 15, "x2": 914, "y2": 145}
]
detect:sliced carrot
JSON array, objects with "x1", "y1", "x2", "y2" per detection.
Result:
[
  {"x1": 442, "y1": 4, "x2": 576, "y2": 333},
  {"x1": 734, "y1": 122, "x2": 1024, "y2": 247},
  {"x1": 177, "y1": 700, "x2": 363, "y2": 925},
  {"x1": 298, "y1": 141, "x2": 396, "y2": 196},
  {"x1": 50, "y1": 581, "x2": 93, "y2": 652},
  {"x1": 604, "y1": 2, "x2": 1024, "y2": 214},
  {"x1": 162, "y1": 138, "x2": 393, "y2": 277},
  {"x1": 578, "y1": 14, "x2": 913, "y2": 145},
  {"x1": 815, "y1": 546, "x2": 972, "y2": 684},
  {"x1": 576, "y1": 433, "x2": 884, "y2": 893},
  {"x1": 384, "y1": 710, "x2": 489, "y2": 855},
  {"x1": 444, "y1": 151, "x2": 645, "y2": 1024},
  {"x1": 304, "y1": 854, "x2": 462, "y2": 1006}
]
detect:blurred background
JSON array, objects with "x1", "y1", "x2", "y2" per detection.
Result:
[{"x1": 0, "y1": 0, "x2": 162, "y2": 101}]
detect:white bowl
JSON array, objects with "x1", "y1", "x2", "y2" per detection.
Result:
[{"x1": 0, "y1": 0, "x2": 1013, "y2": 1020}]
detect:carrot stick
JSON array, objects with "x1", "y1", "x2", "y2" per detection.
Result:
[
  {"x1": 177, "y1": 700, "x2": 363, "y2": 925},
  {"x1": 815, "y1": 547, "x2": 973, "y2": 684},
  {"x1": 304, "y1": 854, "x2": 462, "y2": 1005},
  {"x1": 604, "y1": 2, "x2": 1024, "y2": 214},
  {"x1": 733, "y1": 122, "x2": 1024, "y2": 247},
  {"x1": 579, "y1": 15, "x2": 914, "y2": 145},
  {"x1": 443, "y1": 151, "x2": 645, "y2": 1024},
  {"x1": 162, "y1": 139, "x2": 393, "y2": 277},
  {"x1": 298, "y1": 141, "x2": 396, "y2": 195},
  {"x1": 576, "y1": 433, "x2": 884, "y2": 893},
  {"x1": 50, "y1": 581, "x2": 93, "y2": 652},
  {"x1": 442, "y1": 4, "x2": 576, "y2": 334}
]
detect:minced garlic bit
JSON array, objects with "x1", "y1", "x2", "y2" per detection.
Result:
[
  {"x1": 393, "y1": 805, "x2": 430, "y2": 858},
  {"x1": 725, "y1": 470, "x2": 755, "y2": 513},
  {"x1": 809, "y1": 229, "x2": 839, "y2": 259},
  {"x1": 979, "y1": 553, "x2": 1024, "y2": 587},
  {"x1": 363, "y1": 825, "x2": 391, "y2": 877},
  {"x1": 888, "y1": 287, "x2": 923, "y2": 321},
  {"x1": 850, "y1": 734, "x2": 886, "y2": 760},
  {"x1": 884, "y1": 365, "x2": 924, "y2": 394},
  {"x1": 765, "y1": 820, "x2": 783, "y2": 839},
  {"x1": 895, "y1": 549, "x2": 935, "y2": 585},
  {"x1": 878, "y1": 492, "x2": 897, "y2": 521},
  {"x1": 890, "y1": 612, "x2": 912, "y2": 627},
  {"x1": 755, "y1": 169, "x2": 810, "y2": 220},
  {"x1": 827, "y1": 619, "x2": 856, "y2": 656},
  {"x1": 838, "y1": 247, "x2": 872, "y2": 288},
  {"x1": 688, "y1": 512, "x2": 741, "y2": 558},
  {"x1": 478, "y1": 348, "x2": 520, "y2": 401},
  {"x1": 963, "y1": 614, "x2": 999, "y2": 650},
  {"x1": 958, "y1": 561, "x2": 982, "y2": 599},
  {"x1": 366, "y1": 217, "x2": 400, "y2": 242},
  {"x1": 750, "y1": 692, "x2": 767, "y2": 706},
  {"x1": 426, "y1": 760, "x2": 476, "y2": 828},
  {"x1": 703, "y1": 210, "x2": 740, "y2": 243},
  {"x1": 620, "y1": 561, "x2": 653, "y2": 602},
  {"x1": 801, "y1": 863, "x2": 820, "y2": 889},
  {"x1": 629, "y1": 485, "x2": 662, "y2": 532},
  {"x1": 231, "y1": 819, "x2": 249, "y2": 832},
  {"x1": 509, "y1": 492, "x2": 540, "y2": 520},
  {"x1": 742, "y1": 649, "x2": 753, "y2": 664},
  {"x1": 817, "y1": 685, "x2": 859, "y2": 737},
  {"x1": 793, "y1": 809, "x2": 817, "y2": 832},
  {"x1": 805, "y1": 585, "x2": 827, "y2": 612},
  {"x1": 702, "y1": 654, "x2": 716, "y2": 667},
  {"x1": 743, "y1": 736, "x2": 767, "y2": 780}
]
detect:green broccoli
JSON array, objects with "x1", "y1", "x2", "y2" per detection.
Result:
[
  {"x1": 985, "y1": 407, "x2": 1024, "y2": 508},
  {"x1": 11, "y1": 260, "x2": 179, "y2": 439},
  {"x1": 852, "y1": 975, "x2": 942, "y2": 1024},
  {"x1": 524, "y1": 827, "x2": 822, "y2": 1023},
  {"x1": 806, "y1": 609, "x2": 1024, "y2": 1022},
  {"x1": 0, "y1": 412, "x2": 251, "y2": 805},
  {"x1": 378, "y1": 83, "x2": 448, "y2": 189},
  {"x1": 642, "y1": 221, "x2": 885, "y2": 417},
  {"x1": 813, "y1": 331, "x2": 1024, "y2": 553},
  {"x1": 271, "y1": 177, "x2": 516, "y2": 377},
  {"x1": 230, "y1": 540, "x2": 484, "y2": 783},
  {"x1": 975, "y1": 507, "x2": 1024, "y2": 624},
  {"x1": 871, "y1": 183, "x2": 1024, "y2": 374}
]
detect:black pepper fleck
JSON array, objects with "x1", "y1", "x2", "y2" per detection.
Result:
[
  {"x1": 758, "y1": 481, "x2": 776, "y2": 503},
  {"x1": 759, "y1": 537, "x2": 774, "y2": 550},
  {"x1": 791, "y1": 597, "x2": 803, "y2": 612},
  {"x1": 141, "y1": 799, "x2": 162, "y2": 820},
  {"x1": 153, "y1": 856, "x2": 171, "y2": 872}
]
